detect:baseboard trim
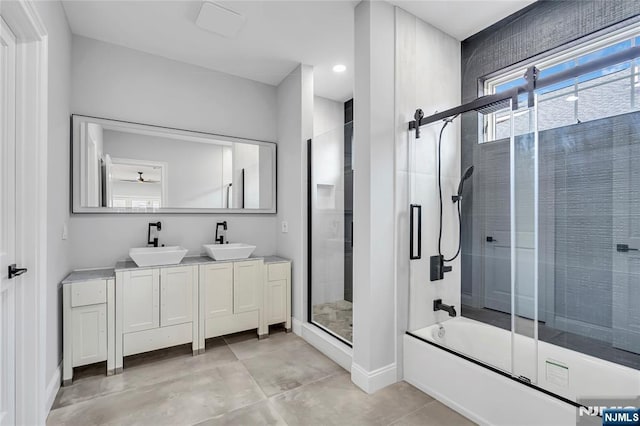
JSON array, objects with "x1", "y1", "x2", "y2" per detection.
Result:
[
  {"x1": 300, "y1": 322, "x2": 352, "y2": 371},
  {"x1": 292, "y1": 317, "x2": 303, "y2": 336},
  {"x1": 45, "y1": 363, "x2": 61, "y2": 417},
  {"x1": 350, "y1": 362, "x2": 397, "y2": 394}
]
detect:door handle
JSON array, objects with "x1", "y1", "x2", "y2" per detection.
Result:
[
  {"x1": 8, "y1": 264, "x2": 28, "y2": 279},
  {"x1": 486, "y1": 236, "x2": 497, "y2": 243},
  {"x1": 616, "y1": 244, "x2": 639, "y2": 253},
  {"x1": 410, "y1": 204, "x2": 421, "y2": 260}
]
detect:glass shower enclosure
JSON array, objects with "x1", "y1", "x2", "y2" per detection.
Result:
[
  {"x1": 407, "y1": 46, "x2": 640, "y2": 404},
  {"x1": 308, "y1": 100, "x2": 354, "y2": 345}
]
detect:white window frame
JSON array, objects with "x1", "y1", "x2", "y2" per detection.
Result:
[{"x1": 483, "y1": 21, "x2": 640, "y2": 142}]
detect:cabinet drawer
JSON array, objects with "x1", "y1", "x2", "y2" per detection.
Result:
[
  {"x1": 71, "y1": 280, "x2": 106, "y2": 307},
  {"x1": 267, "y1": 263, "x2": 289, "y2": 282}
]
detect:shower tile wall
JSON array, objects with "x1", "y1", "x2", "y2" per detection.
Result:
[
  {"x1": 465, "y1": 112, "x2": 640, "y2": 345},
  {"x1": 396, "y1": 6, "x2": 462, "y2": 332}
]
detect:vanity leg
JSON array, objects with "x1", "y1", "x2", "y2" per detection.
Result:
[
  {"x1": 107, "y1": 279, "x2": 115, "y2": 377},
  {"x1": 114, "y1": 273, "x2": 124, "y2": 374},
  {"x1": 258, "y1": 333, "x2": 268, "y2": 340},
  {"x1": 62, "y1": 285, "x2": 73, "y2": 386}
]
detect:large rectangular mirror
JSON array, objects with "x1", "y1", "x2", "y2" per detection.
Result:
[{"x1": 72, "y1": 115, "x2": 276, "y2": 213}]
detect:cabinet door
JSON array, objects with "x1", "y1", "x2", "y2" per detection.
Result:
[
  {"x1": 160, "y1": 265, "x2": 194, "y2": 327},
  {"x1": 201, "y1": 262, "x2": 233, "y2": 319},
  {"x1": 72, "y1": 304, "x2": 107, "y2": 366},
  {"x1": 266, "y1": 280, "x2": 286, "y2": 325},
  {"x1": 233, "y1": 260, "x2": 263, "y2": 314},
  {"x1": 122, "y1": 269, "x2": 159, "y2": 333}
]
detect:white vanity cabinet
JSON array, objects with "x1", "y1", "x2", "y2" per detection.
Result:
[
  {"x1": 62, "y1": 273, "x2": 115, "y2": 385},
  {"x1": 198, "y1": 259, "x2": 266, "y2": 350},
  {"x1": 263, "y1": 261, "x2": 292, "y2": 332},
  {"x1": 115, "y1": 264, "x2": 198, "y2": 372}
]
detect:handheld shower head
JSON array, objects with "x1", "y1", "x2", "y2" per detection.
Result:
[{"x1": 453, "y1": 165, "x2": 474, "y2": 202}]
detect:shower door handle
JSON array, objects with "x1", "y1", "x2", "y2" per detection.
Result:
[
  {"x1": 617, "y1": 243, "x2": 639, "y2": 253},
  {"x1": 486, "y1": 236, "x2": 497, "y2": 243},
  {"x1": 410, "y1": 204, "x2": 421, "y2": 260}
]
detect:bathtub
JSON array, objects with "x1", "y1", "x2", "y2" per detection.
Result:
[{"x1": 404, "y1": 317, "x2": 640, "y2": 425}]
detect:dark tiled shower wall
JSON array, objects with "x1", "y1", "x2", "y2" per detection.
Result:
[
  {"x1": 463, "y1": 111, "x2": 640, "y2": 343},
  {"x1": 461, "y1": 1, "x2": 640, "y2": 344},
  {"x1": 461, "y1": 1, "x2": 640, "y2": 103}
]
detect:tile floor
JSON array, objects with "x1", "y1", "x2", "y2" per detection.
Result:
[
  {"x1": 48, "y1": 328, "x2": 475, "y2": 426},
  {"x1": 312, "y1": 300, "x2": 353, "y2": 343}
]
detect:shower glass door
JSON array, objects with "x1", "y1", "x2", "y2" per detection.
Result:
[
  {"x1": 308, "y1": 119, "x2": 353, "y2": 345},
  {"x1": 533, "y1": 52, "x2": 640, "y2": 373},
  {"x1": 407, "y1": 95, "x2": 541, "y2": 383},
  {"x1": 509, "y1": 99, "x2": 539, "y2": 384}
]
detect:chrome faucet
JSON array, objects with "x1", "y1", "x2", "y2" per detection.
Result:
[
  {"x1": 433, "y1": 299, "x2": 457, "y2": 317},
  {"x1": 147, "y1": 221, "x2": 161, "y2": 247},
  {"x1": 215, "y1": 221, "x2": 227, "y2": 244}
]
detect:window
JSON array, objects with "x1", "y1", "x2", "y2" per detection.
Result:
[{"x1": 483, "y1": 23, "x2": 640, "y2": 142}]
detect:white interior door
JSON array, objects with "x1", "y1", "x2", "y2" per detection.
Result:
[{"x1": 0, "y1": 18, "x2": 17, "y2": 426}]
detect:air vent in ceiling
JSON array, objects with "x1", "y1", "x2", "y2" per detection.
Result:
[{"x1": 195, "y1": 1, "x2": 246, "y2": 38}]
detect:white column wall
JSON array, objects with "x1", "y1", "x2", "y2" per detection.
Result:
[
  {"x1": 351, "y1": 0, "x2": 397, "y2": 393},
  {"x1": 276, "y1": 65, "x2": 313, "y2": 324}
]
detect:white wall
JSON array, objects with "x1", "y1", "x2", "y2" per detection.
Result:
[
  {"x1": 311, "y1": 96, "x2": 345, "y2": 305},
  {"x1": 69, "y1": 36, "x2": 279, "y2": 268},
  {"x1": 351, "y1": 0, "x2": 397, "y2": 393},
  {"x1": 396, "y1": 7, "x2": 461, "y2": 334},
  {"x1": 33, "y1": 0, "x2": 73, "y2": 395},
  {"x1": 314, "y1": 96, "x2": 343, "y2": 136},
  {"x1": 276, "y1": 65, "x2": 314, "y2": 322}
]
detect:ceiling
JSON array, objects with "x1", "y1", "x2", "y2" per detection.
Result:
[
  {"x1": 62, "y1": 0, "x2": 355, "y2": 102},
  {"x1": 110, "y1": 163, "x2": 162, "y2": 183},
  {"x1": 390, "y1": 0, "x2": 536, "y2": 41},
  {"x1": 62, "y1": 1, "x2": 534, "y2": 102}
]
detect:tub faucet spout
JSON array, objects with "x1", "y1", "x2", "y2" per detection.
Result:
[{"x1": 433, "y1": 299, "x2": 457, "y2": 317}]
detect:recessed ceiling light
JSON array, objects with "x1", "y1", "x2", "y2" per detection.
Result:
[
  {"x1": 566, "y1": 95, "x2": 579, "y2": 102},
  {"x1": 332, "y1": 64, "x2": 346, "y2": 73}
]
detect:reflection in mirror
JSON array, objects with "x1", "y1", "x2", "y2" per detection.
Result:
[{"x1": 73, "y1": 115, "x2": 276, "y2": 213}]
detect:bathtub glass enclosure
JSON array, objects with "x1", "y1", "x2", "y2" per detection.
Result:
[{"x1": 408, "y1": 47, "x2": 640, "y2": 403}]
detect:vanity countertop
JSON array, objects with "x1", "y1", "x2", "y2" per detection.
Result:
[
  {"x1": 113, "y1": 254, "x2": 290, "y2": 272},
  {"x1": 262, "y1": 256, "x2": 291, "y2": 264},
  {"x1": 63, "y1": 255, "x2": 291, "y2": 279},
  {"x1": 62, "y1": 268, "x2": 116, "y2": 284}
]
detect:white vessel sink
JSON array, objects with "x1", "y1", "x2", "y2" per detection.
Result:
[
  {"x1": 129, "y1": 246, "x2": 188, "y2": 267},
  {"x1": 203, "y1": 243, "x2": 256, "y2": 261}
]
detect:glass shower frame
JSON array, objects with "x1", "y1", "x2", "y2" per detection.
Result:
[{"x1": 307, "y1": 111, "x2": 354, "y2": 346}]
